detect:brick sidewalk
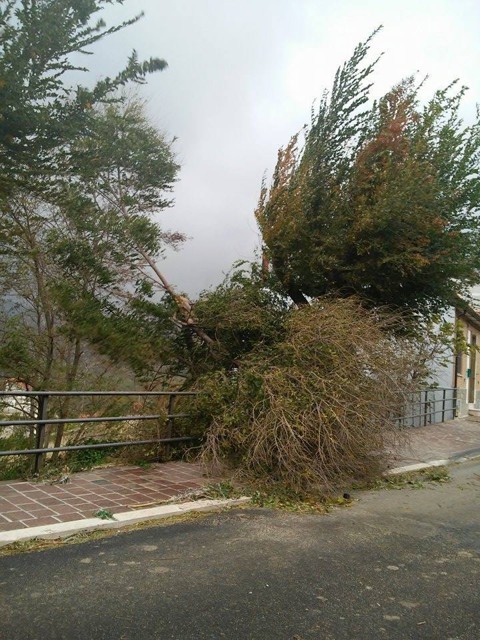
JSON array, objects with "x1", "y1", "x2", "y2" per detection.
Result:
[
  {"x1": 1, "y1": 418, "x2": 479, "y2": 534},
  {"x1": 392, "y1": 416, "x2": 480, "y2": 466},
  {"x1": 0, "y1": 462, "x2": 208, "y2": 532}
]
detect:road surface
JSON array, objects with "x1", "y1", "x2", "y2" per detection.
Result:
[{"x1": 1, "y1": 460, "x2": 479, "y2": 639}]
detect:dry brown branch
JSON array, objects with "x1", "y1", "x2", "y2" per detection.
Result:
[{"x1": 196, "y1": 297, "x2": 416, "y2": 491}]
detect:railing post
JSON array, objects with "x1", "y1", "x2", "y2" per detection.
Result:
[
  {"x1": 33, "y1": 394, "x2": 48, "y2": 475},
  {"x1": 163, "y1": 394, "x2": 176, "y2": 457},
  {"x1": 442, "y1": 388, "x2": 446, "y2": 423},
  {"x1": 167, "y1": 394, "x2": 175, "y2": 439},
  {"x1": 453, "y1": 387, "x2": 458, "y2": 418},
  {"x1": 424, "y1": 390, "x2": 428, "y2": 427}
]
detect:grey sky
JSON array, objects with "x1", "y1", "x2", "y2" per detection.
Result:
[{"x1": 92, "y1": 0, "x2": 480, "y2": 296}]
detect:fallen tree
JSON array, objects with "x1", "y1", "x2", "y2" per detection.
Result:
[{"x1": 194, "y1": 297, "x2": 416, "y2": 491}]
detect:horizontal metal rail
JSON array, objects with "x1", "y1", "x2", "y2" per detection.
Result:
[
  {"x1": 0, "y1": 390, "x2": 199, "y2": 474},
  {"x1": 0, "y1": 413, "x2": 189, "y2": 427},
  {"x1": 397, "y1": 387, "x2": 457, "y2": 427},
  {"x1": 0, "y1": 436, "x2": 199, "y2": 457},
  {"x1": 399, "y1": 408, "x2": 455, "y2": 421},
  {"x1": 405, "y1": 387, "x2": 457, "y2": 392}
]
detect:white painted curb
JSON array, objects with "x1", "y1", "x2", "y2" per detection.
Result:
[
  {"x1": 0, "y1": 497, "x2": 250, "y2": 548},
  {"x1": 386, "y1": 450, "x2": 480, "y2": 476},
  {"x1": 386, "y1": 460, "x2": 449, "y2": 475}
]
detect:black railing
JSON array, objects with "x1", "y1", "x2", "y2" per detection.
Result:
[
  {"x1": 0, "y1": 386, "x2": 461, "y2": 476},
  {"x1": 397, "y1": 387, "x2": 458, "y2": 427},
  {"x1": 0, "y1": 390, "x2": 199, "y2": 474}
]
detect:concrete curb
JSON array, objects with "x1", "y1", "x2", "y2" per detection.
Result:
[
  {"x1": 386, "y1": 460, "x2": 449, "y2": 475},
  {"x1": 0, "y1": 497, "x2": 251, "y2": 548},
  {"x1": 387, "y1": 449, "x2": 480, "y2": 476}
]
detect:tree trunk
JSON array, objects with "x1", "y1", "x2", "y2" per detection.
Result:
[{"x1": 52, "y1": 337, "x2": 82, "y2": 463}]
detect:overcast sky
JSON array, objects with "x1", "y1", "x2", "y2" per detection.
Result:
[{"x1": 91, "y1": 0, "x2": 480, "y2": 296}]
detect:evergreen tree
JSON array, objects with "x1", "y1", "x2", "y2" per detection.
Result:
[
  {"x1": 0, "y1": 0, "x2": 167, "y2": 195},
  {"x1": 256, "y1": 31, "x2": 480, "y2": 317},
  {"x1": 0, "y1": 97, "x2": 180, "y2": 392}
]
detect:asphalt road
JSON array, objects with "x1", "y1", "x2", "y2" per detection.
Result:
[{"x1": 1, "y1": 460, "x2": 480, "y2": 640}]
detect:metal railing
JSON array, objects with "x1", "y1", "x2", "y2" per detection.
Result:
[
  {"x1": 0, "y1": 386, "x2": 461, "y2": 475},
  {"x1": 397, "y1": 387, "x2": 457, "y2": 427},
  {"x1": 0, "y1": 390, "x2": 199, "y2": 474}
]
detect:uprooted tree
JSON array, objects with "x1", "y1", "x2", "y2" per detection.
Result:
[{"x1": 194, "y1": 297, "x2": 417, "y2": 490}]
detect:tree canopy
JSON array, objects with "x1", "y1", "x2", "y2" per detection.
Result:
[
  {"x1": 0, "y1": 0, "x2": 167, "y2": 196},
  {"x1": 0, "y1": 97, "x2": 180, "y2": 391},
  {"x1": 0, "y1": 1, "x2": 184, "y2": 393},
  {"x1": 256, "y1": 31, "x2": 480, "y2": 317}
]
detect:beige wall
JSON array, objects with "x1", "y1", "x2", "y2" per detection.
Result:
[{"x1": 455, "y1": 315, "x2": 480, "y2": 407}]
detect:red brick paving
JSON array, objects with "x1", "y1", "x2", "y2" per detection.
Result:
[
  {"x1": 3, "y1": 419, "x2": 478, "y2": 532},
  {"x1": 0, "y1": 461, "x2": 209, "y2": 531}
]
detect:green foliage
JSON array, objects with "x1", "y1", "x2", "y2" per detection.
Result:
[
  {"x1": 257, "y1": 30, "x2": 480, "y2": 318},
  {"x1": 168, "y1": 262, "x2": 290, "y2": 379},
  {"x1": 202, "y1": 480, "x2": 352, "y2": 512},
  {"x1": 0, "y1": 317, "x2": 35, "y2": 383},
  {"x1": 202, "y1": 481, "x2": 237, "y2": 500},
  {"x1": 0, "y1": 96, "x2": 181, "y2": 391},
  {"x1": 248, "y1": 487, "x2": 342, "y2": 513},
  {"x1": 71, "y1": 99, "x2": 179, "y2": 218},
  {"x1": 366, "y1": 466, "x2": 451, "y2": 490},
  {"x1": 93, "y1": 508, "x2": 115, "y2": 520},
  {"x1": 0, "y1": 0, "x2": 182, "y2": 397},
  {"x1": 0, "y1": 430, "x2": 31, "y2": 480},
  {"x1": 0, "y1": 0, "x2": 167, "y2": 196},
  {"x1": 65, "y1": 439, "x2": 115, "y2": 471}
]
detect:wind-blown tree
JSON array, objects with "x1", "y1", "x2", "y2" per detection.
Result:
[
  {"x1": 0, "y1": 0, "x2": 167, "y2": 196},
  {"x1": 0, "y1": 1, "x2": 178, "y2": 381},
  {"x1": 63, "y1": 97, "x2": 217, "y2": 350},
  {"x1": 0, "y1": 1, "x2": 201, "y2": 391},
  {"x1": 0, "y1": 97, "x2": 182, "y2": 450},
  {"x1": 256, "y1": 31, "x2": 480, "y2": 318},
  {"x1": 0, "y1": 97, "x2": 183, "y2": 376}
]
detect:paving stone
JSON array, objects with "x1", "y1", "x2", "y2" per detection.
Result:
[
  {"x1": 20, "y1": 516, "x2": 60, "y2": 527},
  {"x1": 0, "y1": 521, "x2": 24, "y2": 531},
  {"x1": 52, "y1": 513, "x2": 87, "y2": 522},
  {"x1": 0, "y1": 460, "x2": 207, "y2": 530}
]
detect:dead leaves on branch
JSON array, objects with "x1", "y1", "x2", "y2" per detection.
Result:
[{"x1": 197, "y1": 297, "x2": 416, "y2": 491}]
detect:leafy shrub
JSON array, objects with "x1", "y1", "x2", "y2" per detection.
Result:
[
  {"x1": 0, "y1": 430, "x2": 32, "y2": 480},
  {"x1": 65, "y1": 438, "x2": 116, "y2": 471}
]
